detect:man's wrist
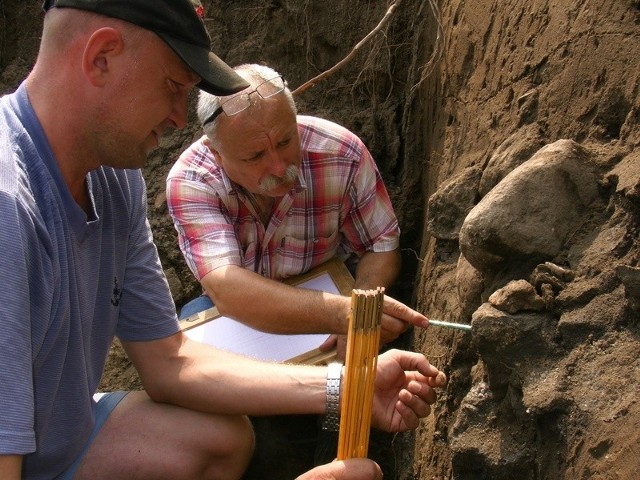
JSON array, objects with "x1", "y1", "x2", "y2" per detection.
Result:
[{"x1": 322, "y1": 362, "x2": 343, "y2": 431}]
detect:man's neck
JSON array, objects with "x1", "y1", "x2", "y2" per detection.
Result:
[
  {"x1": 25, "y1": 77, "x2": 94, "y2": 211},
  {"x1": 252, "y1": 193, "x2": 276, "y2": 225}
]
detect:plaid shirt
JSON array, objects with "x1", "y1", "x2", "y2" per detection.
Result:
[{"x1": 166, "y1": 116, "x2": 399, "y2": 281}]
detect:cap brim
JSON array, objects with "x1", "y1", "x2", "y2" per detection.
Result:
[{"x1": 156, "y1": 32, "x2": 248, "y2": 96}]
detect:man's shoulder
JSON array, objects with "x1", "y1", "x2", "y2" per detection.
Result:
[
  {"x1": 0, "y1": 92, "x2": 34, "y2": 196},
  {"x1": 0, "y1": 89, "x2": 18, "y2": 112},
  {"x1": 297, "y1": 115, "x2": 365, "y2": 157},
  {"x1": 0, "y1": 90, "x2": 21, "y2": 142},
  {"x1": 298, "y1": 115, "x2": 352, "y2": 135},
  {"x1": 169, "y1": 135, "x2": 217, "y2": 179},
  {"x1": 0, "y1": 85, "x2": 29, "y2": 134}
]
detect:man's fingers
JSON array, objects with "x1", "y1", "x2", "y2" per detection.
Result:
[
  {"x1": 407, "y1": 379, "x2": 438, "y2": 404},
  {"x1": 382, "y1": 295, "x2": 429, "y2": 328},
  {"x1": 380, "y1": 316, "x2": 409, "y2": 343},
  {"x1": 386, "y1": 349, "x2": 443, "y2": 380},
  {"x1": 396, "y1": 391, "x2": 432, "y2": 430},
  {"x1": 431, "y1": 370, "x2": 448, "y2": 387},
  {"x1": 318, "y1": 334, "x2": 337, "y2": 351}
]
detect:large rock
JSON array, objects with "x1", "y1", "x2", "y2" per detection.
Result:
[
  {"x1": 459, "y1": 140, "x2": 600, "y2": 271},
  {"x1": 426, "y1": 165, "x2": 483, "y2": 240},
  {"x1": 479, "y1": 124, "x2": 546, "y2": 196}
]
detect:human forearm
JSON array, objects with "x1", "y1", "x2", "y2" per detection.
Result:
[
  {"x1": 124, "y1": 333, "x2": 328, "y2": 416},
  {"x1": 0, "y1": 455, "x2": 22, "y2": 479},
  {"x1": 353, "y1": 249, "x2": 401, "y2": 290},
  {"x1": 126, "y1": 336, "x2": 447, "y2": 433},
  {"x1": 201, "y1": 265, "x2": 351, "y2": 334}
]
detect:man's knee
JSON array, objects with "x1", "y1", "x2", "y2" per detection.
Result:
[
  {"x1": 217, "y1": 414, "x2": 255, "y2": 461},
  {"x1": 76, "y1": 393, "x2": 255, "y2": 480},
  {"x1": 199, "y1": 414, "x2": 254, "y2": 480}
]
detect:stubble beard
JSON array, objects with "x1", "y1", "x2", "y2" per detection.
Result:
[{"x1": 93, "y1": 123, "x2": 148, "y2": 170}]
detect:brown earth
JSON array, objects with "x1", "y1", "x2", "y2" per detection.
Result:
[{"x1": 1, "y1": 1, "x2": 639, "y2": 479}]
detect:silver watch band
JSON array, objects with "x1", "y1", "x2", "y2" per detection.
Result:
[{"x1": 322, "y1": 362, "x2": 343, "y2": 431}]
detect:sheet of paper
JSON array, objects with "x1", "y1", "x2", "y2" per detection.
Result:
[{"x1": 184, "y1": 272, "x2": 339, "y2": 362}]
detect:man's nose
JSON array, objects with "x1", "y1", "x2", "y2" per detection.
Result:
[
  {"x1": 266, "y1": 149, "x2": 288, "y2": 177},
  {"x1": 168, "y1": 92, "x2": 190, "y2": 130}
]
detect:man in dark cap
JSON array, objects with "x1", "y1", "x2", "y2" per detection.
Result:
[{"x1": 0, "y1": 1, "x2": 446, "y2": 479}]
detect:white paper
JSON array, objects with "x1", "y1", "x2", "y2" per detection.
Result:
[{"x1": 184, "y1": 272, "x2": 339, "y2": 362}]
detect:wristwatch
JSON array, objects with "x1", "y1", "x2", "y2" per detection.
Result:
[{"x1": 322, "y1": 362, "x2": 343, "y2": 431}]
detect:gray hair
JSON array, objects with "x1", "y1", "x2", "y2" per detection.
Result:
[{"x1": 197, "y1": 64, "x2": 297, "y2": 147}]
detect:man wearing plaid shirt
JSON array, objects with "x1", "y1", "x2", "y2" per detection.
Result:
[{"x1": 167, "y1": 64, "x2": 430, "y2": 358}]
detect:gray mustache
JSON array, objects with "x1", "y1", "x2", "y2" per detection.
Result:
[{"x1": 259, "y1": 164, "x2": 299, "y2": 192}]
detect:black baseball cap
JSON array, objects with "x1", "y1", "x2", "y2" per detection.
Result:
[{"x1": 42, "y1": 0, "x2": 249, "y2": 95}]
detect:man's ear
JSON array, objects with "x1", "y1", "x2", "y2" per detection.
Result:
[{"x1": 82, "y1": 27, "x2": 125, "y2": 87}]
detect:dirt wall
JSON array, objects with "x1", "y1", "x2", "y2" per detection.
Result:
[
  {"x1": 2, "y1": 1, "x2": 639, "y2": 479},
  {"x1": 414, "y1": 1, "x2": 640, "y2": 479}
]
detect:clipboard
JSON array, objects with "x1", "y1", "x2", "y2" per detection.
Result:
[{"x1": 180, "y1": 258, "x2": 354, "y2": 364}]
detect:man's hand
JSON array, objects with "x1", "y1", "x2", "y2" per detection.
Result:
[
  {"x1": 320, "y1": 296, "x2": 433, "y2": 360},
  {"x1": 296, "y1": 459, "x2": 383, "y2": 480},
  {"x1": 318, "y1": 334, "x2": 348, "y2": 361},
  {"x1": 379, "y1": 295, "x2": 430, "y2": 345},
  {"x1": 371, "y1": 349, "x2": 447, "y2": 432},
  {"x1": 321, "y1": 295, "x2": 432, "y2": 358}
]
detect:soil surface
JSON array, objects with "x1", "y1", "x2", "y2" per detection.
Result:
[{"x1": 2, "y1": 1, "x2": 639, "y2": 479}]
